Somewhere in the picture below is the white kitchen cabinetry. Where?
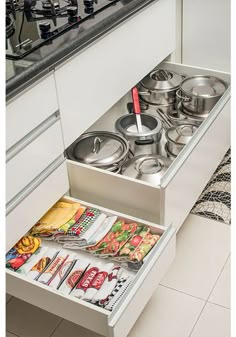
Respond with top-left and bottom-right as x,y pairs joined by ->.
6,73 -> 59,151
54,0 -> 176,149
6,1 -> 231,336
182,0 -> 231,72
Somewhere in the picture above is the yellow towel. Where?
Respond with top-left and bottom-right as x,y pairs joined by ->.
30,201 -> 81,235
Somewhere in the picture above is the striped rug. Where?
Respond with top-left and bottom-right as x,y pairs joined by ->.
191,149 -> 231,225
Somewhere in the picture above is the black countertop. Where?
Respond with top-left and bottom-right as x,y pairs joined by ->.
6,0 -> 158,101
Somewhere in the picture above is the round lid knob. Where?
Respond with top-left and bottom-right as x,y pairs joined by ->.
67,6 -> 78,16
39,21 -> 51,32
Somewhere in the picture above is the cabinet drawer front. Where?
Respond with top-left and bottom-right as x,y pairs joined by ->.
55,0 -> 176,148
6,161 -> 69,251
6,196 -> 176,337
6,119 -> 64,203
67,160 -> 162,224
6,74 -> 58,151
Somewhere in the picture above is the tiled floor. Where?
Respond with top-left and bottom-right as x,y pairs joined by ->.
6,214 -> 231,337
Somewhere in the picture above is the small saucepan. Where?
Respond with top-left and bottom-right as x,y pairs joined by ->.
165,124 -> 198,156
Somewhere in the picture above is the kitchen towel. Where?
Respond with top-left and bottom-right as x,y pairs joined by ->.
29,201 -> 81,236
27,248 -> 59,280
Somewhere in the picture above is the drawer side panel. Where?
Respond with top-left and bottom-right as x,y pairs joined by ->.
109,231 -> 176,337
163,99 -> 231,230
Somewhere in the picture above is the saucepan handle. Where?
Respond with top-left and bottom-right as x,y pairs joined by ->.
176,89 -> 192,102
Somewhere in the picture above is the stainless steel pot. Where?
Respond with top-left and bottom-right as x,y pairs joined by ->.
138,69 -> 185,106
165,144 -> 177,161
66,131 -> 130,173
121,154 -> 171,185
115,114 -> 163,156
176,75 -> 228,116
165,124 -> 197,156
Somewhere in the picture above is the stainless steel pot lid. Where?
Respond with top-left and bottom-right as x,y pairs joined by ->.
165,124 -> 197,145
121,155 -> 171,185
67,131 -> 129,166
140,69 -> 183,91
181,76 -> 228,98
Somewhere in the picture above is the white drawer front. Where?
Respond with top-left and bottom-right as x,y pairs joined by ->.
6,197 -> 176,337
6,161 -> 69,251
55,0 -> 176,148
6,119 -> 65,203
6,73 -> 58,150
67,161 -> 162,224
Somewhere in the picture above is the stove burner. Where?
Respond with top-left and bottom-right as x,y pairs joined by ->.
42,0 -> 59,8
6,0 -> 120,60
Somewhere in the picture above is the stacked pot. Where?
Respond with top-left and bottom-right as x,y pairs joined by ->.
138,69 -> 185,113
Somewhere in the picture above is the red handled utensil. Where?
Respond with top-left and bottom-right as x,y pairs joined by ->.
131,86 -> 143,133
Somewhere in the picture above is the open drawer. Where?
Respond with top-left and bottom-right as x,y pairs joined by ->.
66,61 -> 231,230
6,196 -> 176,337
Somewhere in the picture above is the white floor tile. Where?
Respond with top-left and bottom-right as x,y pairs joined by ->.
191,302 -> 230,337
161,214 -> 230,299
6,332 -> 19,337
6,294 -> 12,304
128,285 -> 205,337
6,297 -> 62,337
51,319 -> 102,337
209,256 -> 231,308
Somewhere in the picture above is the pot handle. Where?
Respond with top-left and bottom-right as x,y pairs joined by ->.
179,73 -> 188,80
176,89 -> 192,102
138,90 -> 151,96
137,157 -> 163,174
92,136 -> 102,153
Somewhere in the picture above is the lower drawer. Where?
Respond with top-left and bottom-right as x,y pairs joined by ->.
6,196 -> 176,337
6,118 -> 64,204
6,160 -> 69,252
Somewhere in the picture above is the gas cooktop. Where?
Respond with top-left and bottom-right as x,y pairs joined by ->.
6,0 -> 120,59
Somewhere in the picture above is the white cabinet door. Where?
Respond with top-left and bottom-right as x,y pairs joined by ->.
182,0 -> 230,72
55,0 -> 176,148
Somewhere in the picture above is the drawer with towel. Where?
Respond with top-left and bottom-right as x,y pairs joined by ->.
6,196 -> 176,337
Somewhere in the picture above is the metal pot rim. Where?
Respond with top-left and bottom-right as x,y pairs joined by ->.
115,114 -> 163,138
180,75 -> 228,99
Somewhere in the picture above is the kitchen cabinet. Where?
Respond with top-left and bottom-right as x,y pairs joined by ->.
54,0 -> 176,149
6,0 -> 231,336
6,59 -> 230,335
182,0 -> 231,72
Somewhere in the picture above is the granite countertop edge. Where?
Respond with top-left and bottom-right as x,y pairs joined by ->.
6,0 -> 158,101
